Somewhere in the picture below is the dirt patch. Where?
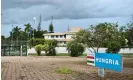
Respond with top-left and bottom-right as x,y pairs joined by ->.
123,58 -> 133,68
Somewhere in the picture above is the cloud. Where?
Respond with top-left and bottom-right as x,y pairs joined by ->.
2,0 -> 133,24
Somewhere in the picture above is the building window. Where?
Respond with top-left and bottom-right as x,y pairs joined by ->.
60,35 -> 63,38
64,35 -> 66,39
51,35 -> 54,38
56,35 -> 58,38
64,41 -> 66,44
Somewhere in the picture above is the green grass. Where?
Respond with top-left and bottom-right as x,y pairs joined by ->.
28,53 -> 87,56
56,67 -> 72,74
28,53 -> 46,56
121,53 -> 133,57
122,53 -> 133,55
56,53 -> 69,56
82,53 -> 87,56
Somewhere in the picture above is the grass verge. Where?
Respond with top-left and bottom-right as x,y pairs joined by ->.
56,67 -> 72,74
121,53 -> 133,57
28,53 -> 87,56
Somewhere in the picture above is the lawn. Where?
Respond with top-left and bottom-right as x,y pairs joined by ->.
28,53 -> 87,56
121,53 -> 133,57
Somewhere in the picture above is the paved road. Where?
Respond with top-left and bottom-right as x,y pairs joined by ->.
1,56 -> 133,80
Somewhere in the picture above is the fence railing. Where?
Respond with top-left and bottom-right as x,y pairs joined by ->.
1,40 -> 28,46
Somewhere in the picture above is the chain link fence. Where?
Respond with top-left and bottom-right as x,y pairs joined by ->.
1,40 -> 28,56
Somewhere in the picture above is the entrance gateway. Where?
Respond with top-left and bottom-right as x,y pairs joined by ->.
1,40 -> 28,56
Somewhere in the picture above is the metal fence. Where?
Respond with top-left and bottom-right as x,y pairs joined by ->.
1,40 -> 28,56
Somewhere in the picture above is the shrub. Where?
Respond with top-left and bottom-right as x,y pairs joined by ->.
42,40 -> 57,56
47,48 -> 56,56
106,40 -> 122,53
28,38 -> 45,48
35,44 -> 43,56
42,44 -> 49,55
67,41 -> 85,57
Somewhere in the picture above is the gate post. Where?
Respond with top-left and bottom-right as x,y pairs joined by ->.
26,46 -> 28,56
20,46 -> 22,56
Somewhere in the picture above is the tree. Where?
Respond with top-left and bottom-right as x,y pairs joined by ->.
1,35 -> 5,40
24,23 -> 32,33
37,15 -> 42,31
120,16 -> 133,47
35,44 -> 43,56
28,38 -> 45,48
19,31 -> 28,40
11,26 -> 21,40
67,41 -> 85,57
126,26 -> 133,47
126,19 -> 133,47
24,23 -> 32,40
42,44 -> 49,55
42,40 -> 57,56
34,29 -> 47,38
49,23 -> 54,33
74,22 -> 126,53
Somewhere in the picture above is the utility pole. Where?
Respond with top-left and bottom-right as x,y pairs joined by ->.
12,24 -> 13,42
11,23 -> 14,49
51,16 -> 53,24
68,25 -> 70,31
33,17 -> 36,39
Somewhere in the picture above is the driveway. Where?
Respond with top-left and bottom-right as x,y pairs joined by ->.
1,56 -> 133,80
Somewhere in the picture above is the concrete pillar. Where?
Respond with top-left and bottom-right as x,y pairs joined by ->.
26,46 -> 28,56
20,46 -> 22,56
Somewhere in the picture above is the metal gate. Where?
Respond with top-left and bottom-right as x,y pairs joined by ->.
1,40 -> 28,56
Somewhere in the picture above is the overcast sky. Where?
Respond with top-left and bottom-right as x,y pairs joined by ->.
1,0 -> 133,37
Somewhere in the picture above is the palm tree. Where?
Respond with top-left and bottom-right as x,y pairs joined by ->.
24,23 -> 32,40
12,26 -> 21,40
12,26 -> 21,46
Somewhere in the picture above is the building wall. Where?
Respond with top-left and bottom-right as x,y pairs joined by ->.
66,34 -> 72,39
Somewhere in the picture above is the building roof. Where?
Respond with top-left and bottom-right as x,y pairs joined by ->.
43,27 -> 82,36
43,32 -> 76,36
70,27 -> 82,32
43,33 -> 66,36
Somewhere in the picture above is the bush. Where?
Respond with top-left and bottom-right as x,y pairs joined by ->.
106,41 -> 122,53
28,38 -> 45,48
42,40 -> 57,56
47,48 -> 56,56
67,41 -> 85,57
29,39 -> 58,56
35,44 -> 43,56
106,48 -> 120,53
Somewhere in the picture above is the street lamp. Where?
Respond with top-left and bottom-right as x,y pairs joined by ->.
33,17 -> 36,39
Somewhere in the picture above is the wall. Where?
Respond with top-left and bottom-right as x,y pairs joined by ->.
28,47 -> 133,54
66,34 -> 72,39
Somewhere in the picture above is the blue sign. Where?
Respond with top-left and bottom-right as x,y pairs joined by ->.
95,53 -> 122,72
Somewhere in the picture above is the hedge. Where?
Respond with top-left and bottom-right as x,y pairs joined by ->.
28,38 -> 45,48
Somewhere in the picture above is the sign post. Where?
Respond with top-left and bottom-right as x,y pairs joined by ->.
87,53 -> 123,78
98,67 -> 104,78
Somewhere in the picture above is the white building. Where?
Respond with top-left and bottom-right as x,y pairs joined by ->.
43,27 -> 82,45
